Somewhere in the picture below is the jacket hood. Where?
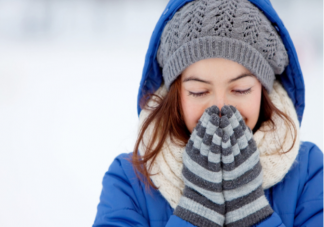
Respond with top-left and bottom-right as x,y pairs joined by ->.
137,0 -> 305,125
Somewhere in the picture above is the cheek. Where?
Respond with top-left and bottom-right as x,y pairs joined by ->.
236,90 -> 262,130
181,92 -> 206,133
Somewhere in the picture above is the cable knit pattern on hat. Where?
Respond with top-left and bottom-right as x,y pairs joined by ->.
138,81 -> 300,209
157,0 -> 288,92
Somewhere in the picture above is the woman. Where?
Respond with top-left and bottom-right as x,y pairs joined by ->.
93,0 -> 323,226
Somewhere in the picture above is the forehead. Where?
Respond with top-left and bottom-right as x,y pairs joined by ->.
181,58 -> 252,81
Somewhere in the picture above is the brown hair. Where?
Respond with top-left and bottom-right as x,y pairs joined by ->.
132,77 -> 297,189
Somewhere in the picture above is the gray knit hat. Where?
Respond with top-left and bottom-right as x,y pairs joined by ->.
157,0 -> 289,92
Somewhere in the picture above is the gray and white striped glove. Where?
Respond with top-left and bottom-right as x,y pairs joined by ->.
220,105 -> 273,227
174,105 -> 225,227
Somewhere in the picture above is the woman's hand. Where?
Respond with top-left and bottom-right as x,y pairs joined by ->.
220,105 -> 273,227
174,105 -> 226,227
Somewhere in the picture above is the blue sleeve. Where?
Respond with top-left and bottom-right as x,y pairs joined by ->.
294,144 -> 323,227
92,154 -> 197,227
255,212 -> 285,227
92,154 -> 150,227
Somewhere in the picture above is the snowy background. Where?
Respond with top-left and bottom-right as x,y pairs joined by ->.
0,0 -> 322,226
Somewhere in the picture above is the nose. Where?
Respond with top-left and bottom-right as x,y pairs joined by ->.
212,94 -> 227,113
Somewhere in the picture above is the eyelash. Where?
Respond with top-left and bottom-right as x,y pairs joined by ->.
188,88 -> 252,97
188,91 -> 208,97
233,88 -> 252,95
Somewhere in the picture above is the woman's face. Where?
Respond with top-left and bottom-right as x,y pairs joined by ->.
181,58 -> 262,133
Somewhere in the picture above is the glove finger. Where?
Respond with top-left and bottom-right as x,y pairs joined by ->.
233,120 -> 249,152
221,107 -> 257,163
194,107 -> 211,135
200,106 -> 216,127
220,115 -> 234,138
192,105 -> 220,151
221,132 -> 234,168
205,113 -> 220,142
229,105 -> 244,123
221,105 -> 241,132
193,123 -> 206,152
219,112 -> 241,157
202,128 -> 223,183
221,105 -> 233,118
224,106 -> 255,152
207,124 -> 223,168
227,105 -> 253,140
197,105 -> 219,131
222,134 -> 240,168
206,105 -> 219,116
221,107 -> 248,151
201,113 -> 219,156
190,112 -> 210,153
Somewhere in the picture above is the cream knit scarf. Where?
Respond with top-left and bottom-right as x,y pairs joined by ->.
138,81 -> 300,209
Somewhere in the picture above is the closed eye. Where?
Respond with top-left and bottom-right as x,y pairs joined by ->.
233,88 -> 251,95
188,91 -> 208,97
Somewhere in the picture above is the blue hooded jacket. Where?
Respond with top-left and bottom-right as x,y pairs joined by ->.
93,0 -> 323,226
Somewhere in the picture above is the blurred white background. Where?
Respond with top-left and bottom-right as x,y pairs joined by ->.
0,0 -> 322,226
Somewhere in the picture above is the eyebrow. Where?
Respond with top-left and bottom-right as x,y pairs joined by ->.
182,73 -> 254,84
182,76 -> 211,84
229,73 -> 254,83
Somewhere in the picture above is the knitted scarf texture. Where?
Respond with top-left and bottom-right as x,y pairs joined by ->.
138,81 -> 300,209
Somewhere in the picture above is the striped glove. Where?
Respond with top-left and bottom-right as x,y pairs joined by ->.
219,105 -> 273,227
174,105 -> 225,227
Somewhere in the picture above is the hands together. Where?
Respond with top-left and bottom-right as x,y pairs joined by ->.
174,105 -> 273,227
